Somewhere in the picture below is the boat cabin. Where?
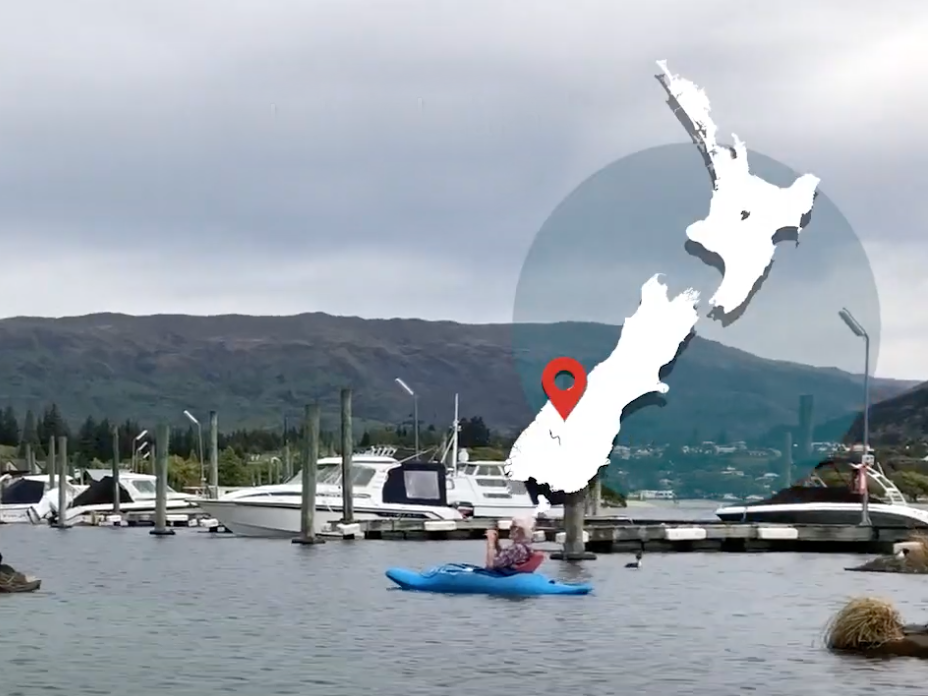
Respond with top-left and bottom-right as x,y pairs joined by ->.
0,474 -> 81,506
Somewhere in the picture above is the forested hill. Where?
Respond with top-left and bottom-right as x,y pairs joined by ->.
0,312 -> 917,445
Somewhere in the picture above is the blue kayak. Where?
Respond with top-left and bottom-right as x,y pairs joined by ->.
385,563 -> 592,596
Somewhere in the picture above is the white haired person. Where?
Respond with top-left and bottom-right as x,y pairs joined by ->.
485,517 -> 537,572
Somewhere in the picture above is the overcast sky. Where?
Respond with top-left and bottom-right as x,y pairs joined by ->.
0,1 -> 925,379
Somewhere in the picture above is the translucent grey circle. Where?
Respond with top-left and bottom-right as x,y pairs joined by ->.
511,143 -> 880,454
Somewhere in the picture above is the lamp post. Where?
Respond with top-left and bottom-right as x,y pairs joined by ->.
183,409 -> 205,493
131,430 -> 148,473
394,377 -> 419,456
134,441 -> 149,473
838,307 -> 871,526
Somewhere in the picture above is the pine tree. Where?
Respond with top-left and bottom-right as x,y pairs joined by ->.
18,409 -> 39,457
76,416 -> 99,465
0,406 -> 18,446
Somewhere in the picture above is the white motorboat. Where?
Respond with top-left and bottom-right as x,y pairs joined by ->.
436,395 -> 564,518
715,452 -> 928,527
28,470 -> 200,523
195,458 -> 462,538
1,473 -> 85,523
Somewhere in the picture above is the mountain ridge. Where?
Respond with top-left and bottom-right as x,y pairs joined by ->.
0,311 -> 918,442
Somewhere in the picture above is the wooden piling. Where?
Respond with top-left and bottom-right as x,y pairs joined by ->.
292,404 -> 324,545
47,436 -> 56,489
551,488 -> 596,560
590,474 -> 602,516
111,424 -> 121,516
209,411 -> 219,499
340,388 -> 354,523
783,431 -> 793,486
284,420 -> 292,481
150,423 -> 174,536
55,435 -> 69,529
25,443 -> 35,474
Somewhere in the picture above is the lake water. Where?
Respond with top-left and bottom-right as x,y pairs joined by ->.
3,513 -> 928,696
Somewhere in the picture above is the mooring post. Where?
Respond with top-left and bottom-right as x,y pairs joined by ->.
25,443 -> 35,474
150,423 -> 174,536
47,436 -> 57,489
111,424 -> 121,517
553,488 -> 596,561
56,435 -> 69,529
783,431 -> 793,487
590,473 -> 602,516
283,414 -> 292,480
340,388 -> 354,523
293,404 -> 323,545
209,410 -> 219,499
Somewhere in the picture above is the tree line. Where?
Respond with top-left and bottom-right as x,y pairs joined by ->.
0,404 -> 509,467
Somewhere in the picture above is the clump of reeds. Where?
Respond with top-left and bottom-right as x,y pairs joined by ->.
824,597 -> 904,651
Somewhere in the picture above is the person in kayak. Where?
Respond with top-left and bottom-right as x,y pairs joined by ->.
485,517 -> 535,570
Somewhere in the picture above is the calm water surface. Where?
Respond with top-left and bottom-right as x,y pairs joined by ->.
3,512 -> 928,696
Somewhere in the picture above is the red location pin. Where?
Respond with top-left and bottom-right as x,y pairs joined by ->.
541,356 -> 588,421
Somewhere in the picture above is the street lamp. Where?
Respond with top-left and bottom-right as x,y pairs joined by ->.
132,430 -> 148,473
183,409 -> 205,493
135,441 -> 149,472
394,378 -> 419,456
838,307 -> 871,526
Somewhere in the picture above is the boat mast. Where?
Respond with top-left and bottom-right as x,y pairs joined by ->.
451,393 -> 459,473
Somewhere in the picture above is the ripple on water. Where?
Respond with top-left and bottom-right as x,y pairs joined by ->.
2,519 -> 928,695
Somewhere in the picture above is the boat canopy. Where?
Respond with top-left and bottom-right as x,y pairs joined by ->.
382,461 -> 449,507
71,477 -> 136,507
1,478 -> 46,505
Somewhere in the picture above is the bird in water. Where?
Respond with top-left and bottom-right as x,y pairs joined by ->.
625,550 -> 642,569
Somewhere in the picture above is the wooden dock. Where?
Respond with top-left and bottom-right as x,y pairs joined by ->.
72,511 -> 212,528
317,516 -> 924,554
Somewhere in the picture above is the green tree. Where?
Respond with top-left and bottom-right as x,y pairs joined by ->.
168,455 -> 200,491
459,416 -> 490,448
218,447 -> 249,486
0,406 -> 19,446
18,409 -> 39,457
892,471 -> 928,501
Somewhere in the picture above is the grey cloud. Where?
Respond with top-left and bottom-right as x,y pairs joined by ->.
0,0 -> 924,376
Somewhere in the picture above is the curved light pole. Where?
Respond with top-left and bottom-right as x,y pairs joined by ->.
183,410 -> 205,493
395,377 -> 419,456
838,307 -> 871,526
131,430 -> 148,473
134,440 -> 149,473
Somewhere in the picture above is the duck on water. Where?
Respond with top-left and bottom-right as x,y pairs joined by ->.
625,551 -> 642,569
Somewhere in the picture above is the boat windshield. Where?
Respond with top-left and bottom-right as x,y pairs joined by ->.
130,479 -> 178,498
302,465 -> 376,488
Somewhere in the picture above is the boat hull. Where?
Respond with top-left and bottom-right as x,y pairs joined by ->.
0,505 -> 34,524
196,499 -> 343,537
196,499 -> 460,537
470,503 -> 564,519
716,502 -> 928,527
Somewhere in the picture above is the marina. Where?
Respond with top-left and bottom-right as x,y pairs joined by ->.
5,394 -> 928,560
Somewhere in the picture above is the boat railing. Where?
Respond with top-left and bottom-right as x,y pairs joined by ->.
865,464 -> 908,506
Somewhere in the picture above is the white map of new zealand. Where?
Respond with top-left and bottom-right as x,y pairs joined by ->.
505,61 -> 820,496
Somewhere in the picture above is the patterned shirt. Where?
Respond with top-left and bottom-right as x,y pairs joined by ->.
491,541 -> 533,569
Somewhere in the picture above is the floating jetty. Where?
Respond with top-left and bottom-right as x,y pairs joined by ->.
76,511 -> 213,528
316,516 -> 925,554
